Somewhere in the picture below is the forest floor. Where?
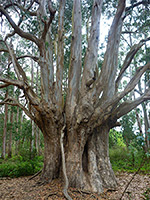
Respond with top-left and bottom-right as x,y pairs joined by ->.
0,172 -> 149,200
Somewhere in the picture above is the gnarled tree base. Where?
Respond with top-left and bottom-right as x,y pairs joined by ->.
40,124 -> 117,194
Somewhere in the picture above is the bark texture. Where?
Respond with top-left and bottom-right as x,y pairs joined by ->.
1,0 -> 150,194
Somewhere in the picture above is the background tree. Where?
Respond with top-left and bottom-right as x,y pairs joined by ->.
120,2 -> 150,152
0,0 -> 150,194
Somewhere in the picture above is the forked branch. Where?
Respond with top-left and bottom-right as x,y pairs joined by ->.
6,43 -> 28,81
0,96 -> 34,120
0,5 -> 40,47
0,76 -> 23,88
116,37 -> 150,90
115,89 -> 150,119
41,0 -> 56,40
81,0 -> 102,93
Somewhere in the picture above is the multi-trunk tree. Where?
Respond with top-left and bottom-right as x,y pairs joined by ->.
0,0 -> 150,193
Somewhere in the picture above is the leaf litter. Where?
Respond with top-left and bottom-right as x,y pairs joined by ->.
0,172 -> 149,200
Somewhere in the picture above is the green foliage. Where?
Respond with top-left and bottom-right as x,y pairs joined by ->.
143,188 -> 150,200
0,155 -> 43,178
109,129 -> 126,148
110,147 -> 150,174
109,128 -> 150,174
120,111 -> 137,147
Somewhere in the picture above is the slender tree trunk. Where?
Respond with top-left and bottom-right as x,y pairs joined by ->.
31,120 -> 35,155
38,129 -> 41,155
31,50 -> 35,155
8,108 -> 13,158
35,124 -> 39,154
2,91 -> 8,159
15,106 -> 20,154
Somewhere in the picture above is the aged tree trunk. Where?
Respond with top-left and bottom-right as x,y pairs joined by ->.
82,125 -> 117,192
1,0 -> 150,195
39,121 -> 61,183
38,121 -> 117,193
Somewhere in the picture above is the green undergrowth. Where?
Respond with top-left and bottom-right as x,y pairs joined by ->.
143,188 -> 150,200
110,147 -> 150,174
0,146 -> 149,178
0,155 -> 43,178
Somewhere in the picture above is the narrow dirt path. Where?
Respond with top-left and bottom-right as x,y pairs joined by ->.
0,172 -> 149,199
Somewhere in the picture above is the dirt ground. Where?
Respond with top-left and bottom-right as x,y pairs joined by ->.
0,172 -> 149,200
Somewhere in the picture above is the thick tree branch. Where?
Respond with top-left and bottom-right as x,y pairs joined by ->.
122,63 -> 150,96
0,5 -> 40,47
36,0 -> 55,102
0,48 -> 8,53
16,55 -> 39,62
0,83 -> 10,89
0,97 -> 34,120
55,0 -> 65,113
3,2 -> 37,16
110,63 -> 150,109
0,58 -> 40,112
41,0 -> 56,40
95,0 -> 125,100
16,2 -> 37,16
81,0 -> 102,93
0,76 -> 23,88
6,42 -> 28,81
66,0 -> 82,119
5,15 -> 24,41
91,63 -> 150,125
115,38 -> 150,90
115,89 -> 150,119
76,0 -> 126,125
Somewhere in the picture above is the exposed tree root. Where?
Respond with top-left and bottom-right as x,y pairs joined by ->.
35,180 -> 49,186
28,170 -> 42,181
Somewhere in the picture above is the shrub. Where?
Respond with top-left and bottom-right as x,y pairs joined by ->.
0,156 -> 43,178
109,146 -> 150,173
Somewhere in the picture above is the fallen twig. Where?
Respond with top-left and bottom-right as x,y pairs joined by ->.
28,170 -> 42,181
120,156 -> 148,200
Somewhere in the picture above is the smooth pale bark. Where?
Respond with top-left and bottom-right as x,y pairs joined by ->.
2,91 -> 8,159
31,120 -> 35,154
31,53 -> 35,154
138,80 -> 150,151
35,124 -> 39,154
66,0 -> 82,120
55,0 -> 65,113
8,109 -> 13,158
97,0 -> 125,100
15,106 -> 20,154
81,0 -> 102,94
